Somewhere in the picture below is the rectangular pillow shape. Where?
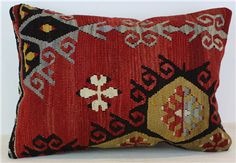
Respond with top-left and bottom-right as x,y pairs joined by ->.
9,4 -> 232,158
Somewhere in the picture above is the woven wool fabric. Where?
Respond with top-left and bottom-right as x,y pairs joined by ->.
9,4 -> 232,159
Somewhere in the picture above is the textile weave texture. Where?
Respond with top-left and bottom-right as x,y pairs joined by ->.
9,4 -> 232,158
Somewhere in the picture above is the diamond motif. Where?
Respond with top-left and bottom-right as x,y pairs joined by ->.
21,16 -> 78,42
161,85 -> 204,137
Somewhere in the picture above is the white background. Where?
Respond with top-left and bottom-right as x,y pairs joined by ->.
0,0 -> 235,136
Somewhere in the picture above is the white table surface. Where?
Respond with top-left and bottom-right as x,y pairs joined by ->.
1,123 -> 235,163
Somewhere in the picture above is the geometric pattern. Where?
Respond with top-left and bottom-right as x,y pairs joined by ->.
148,77 -> 209,142
18,7 -> 79,99
14,4 -> 228,99
21,16 -> 78,42
92,131 -> 162,148
22,41 -> 40,78
20,134 -> 85,157
80,54 -> 230,153
178,128 -> 231,152
161,85 -> 204,137
98,17 -> 228,50
201,132 -> 231,152
8,4 -> 232,159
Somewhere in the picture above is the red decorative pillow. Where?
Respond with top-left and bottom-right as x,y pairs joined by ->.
9,4 -> 232,159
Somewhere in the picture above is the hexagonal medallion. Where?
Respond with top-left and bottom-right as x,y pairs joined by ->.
147,77 -> 209,142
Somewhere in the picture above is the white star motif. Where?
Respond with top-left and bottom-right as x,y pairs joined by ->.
77,75 -> 121,112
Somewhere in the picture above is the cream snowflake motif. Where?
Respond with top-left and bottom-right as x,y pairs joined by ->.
77,75 -> 121,112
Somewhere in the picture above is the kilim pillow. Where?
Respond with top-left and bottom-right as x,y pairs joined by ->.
9,4 -> 232,158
